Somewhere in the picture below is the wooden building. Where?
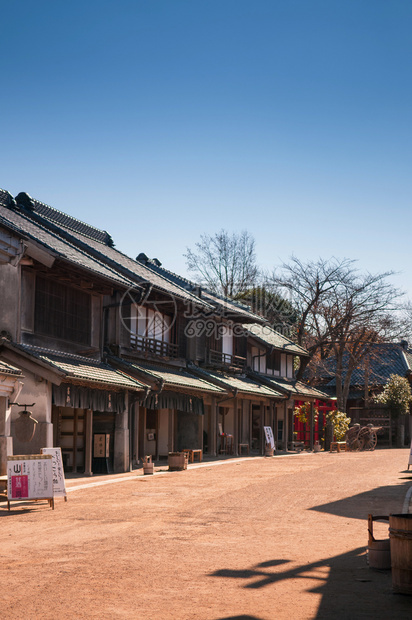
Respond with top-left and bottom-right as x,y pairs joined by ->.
0,188 -> 327,474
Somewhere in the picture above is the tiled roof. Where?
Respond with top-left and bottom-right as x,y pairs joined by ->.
23,193 -> 113,245
110,357 -> 225,394
192,367 -> 285,398
8,344 -> 146,390
245,323 -> 309,356
317,343 -> 410,388
253,374 -> 329,400
0,205 -> 136,289
136,257 -> 264,322
62,230 -> 214,309
0,359 -> 22,376
0,190 -> 212,309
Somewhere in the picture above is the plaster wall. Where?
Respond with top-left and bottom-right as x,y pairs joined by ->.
0,262 -> 20,340
10,370 -> 52,455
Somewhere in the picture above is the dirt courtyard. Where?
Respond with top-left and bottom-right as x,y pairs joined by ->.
1,449 -> 412,619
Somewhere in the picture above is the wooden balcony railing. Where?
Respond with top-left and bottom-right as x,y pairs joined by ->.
130,334 -> 179,358
207,349 -> 246,370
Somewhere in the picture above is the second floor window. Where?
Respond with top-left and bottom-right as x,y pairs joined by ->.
130,305 -> 172,343
266,350 -> 281,372
34,276 -> 91,345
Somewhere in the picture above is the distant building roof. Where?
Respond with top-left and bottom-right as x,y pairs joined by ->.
308,342 -> 412,392
190,366 -> 286,399
250,373 -> 329,401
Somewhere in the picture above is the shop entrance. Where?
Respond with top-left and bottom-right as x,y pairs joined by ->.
52,406 -> 85,473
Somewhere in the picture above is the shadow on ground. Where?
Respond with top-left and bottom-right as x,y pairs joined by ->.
210,547 -> 412,619
310,476 -> 412,521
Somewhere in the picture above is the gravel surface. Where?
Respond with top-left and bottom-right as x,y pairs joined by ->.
1,448 -> 412,619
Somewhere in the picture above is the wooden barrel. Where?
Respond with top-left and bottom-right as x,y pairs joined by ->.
389,514 -> 412,594
367,514 -> 391,570
368,539 -> 391,569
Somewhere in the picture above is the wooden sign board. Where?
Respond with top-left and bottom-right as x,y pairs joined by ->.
264,426 -> 275,449
41,447 -> 67,499
7,455 -> 54,507
94,433 -> 110,458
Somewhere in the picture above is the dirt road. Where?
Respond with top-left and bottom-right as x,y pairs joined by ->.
1,449 -> 412,619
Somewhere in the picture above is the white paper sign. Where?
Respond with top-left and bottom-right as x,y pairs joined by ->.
7,455 -> 53,500
264,426 -> 275,449
41,447 -> 67,498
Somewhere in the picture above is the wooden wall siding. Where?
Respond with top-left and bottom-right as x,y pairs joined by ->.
234,334 -> 247,360
176,314 -> 188,359
21,270 -> 35,332
34,275 -> 91,345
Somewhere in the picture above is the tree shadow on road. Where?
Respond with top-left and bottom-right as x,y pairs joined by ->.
209,547 -> 411,619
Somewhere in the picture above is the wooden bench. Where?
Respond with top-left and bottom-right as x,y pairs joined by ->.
288,441 -> 305,452
238,443 -> 249,455
330,441 -> 347,453
181,449 -> 202,463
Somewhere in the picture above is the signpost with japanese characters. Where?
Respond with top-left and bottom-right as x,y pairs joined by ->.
7,454 -> 54,510
264,426 -> 275,450
41,447 -> 67,500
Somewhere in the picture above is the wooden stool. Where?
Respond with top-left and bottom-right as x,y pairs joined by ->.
191,449 -> 202,462
330,441 -> 347,453
238,443 -> 249,455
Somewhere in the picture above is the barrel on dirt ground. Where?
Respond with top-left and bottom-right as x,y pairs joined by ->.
367,514 -> 391,570
368,539 -> 391,569
389,513 -> 412,594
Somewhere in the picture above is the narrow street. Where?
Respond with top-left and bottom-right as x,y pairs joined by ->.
1,449 -> 412,619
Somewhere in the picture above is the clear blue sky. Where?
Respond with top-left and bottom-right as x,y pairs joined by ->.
1,1 -> 411,298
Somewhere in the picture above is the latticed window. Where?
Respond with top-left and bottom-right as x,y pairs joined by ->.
266,350 -> 281,372
34,276 -> 91,345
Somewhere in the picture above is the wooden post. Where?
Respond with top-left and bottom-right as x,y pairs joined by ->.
73,408 -> 78,473
310,402 -> 314,451
260,401 -> 265,455
234,397 -> 239,456
168,409 -> 174,454
199,409 -> 204,452
155,410 -> 159,461
84,409 -> 93,476
137,402 -> 140,465
211,397 -> 217,456
249,401 -> 252,451
284,400 -> 288,452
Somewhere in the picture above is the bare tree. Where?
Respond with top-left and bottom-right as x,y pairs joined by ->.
272,257 -> 405,411
184,230 -> 259,298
